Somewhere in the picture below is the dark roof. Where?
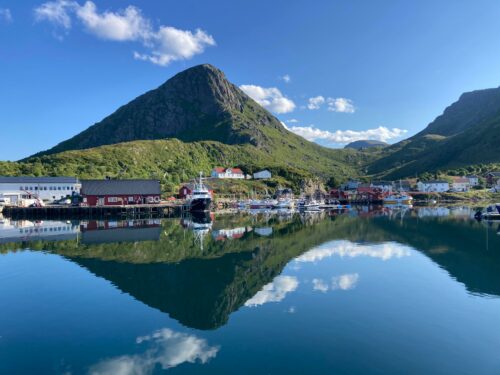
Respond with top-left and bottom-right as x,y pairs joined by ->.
420,180 -> 449,184
371,181 -> 393,185
486,172 -> 500,177
0,176 -> 79,184
81,179 -> 160,195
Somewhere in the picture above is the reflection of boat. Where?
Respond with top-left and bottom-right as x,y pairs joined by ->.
298,199 -> 321,211
475,204 -> 500,221
383,194 -> 413,205
249,198 -> 276,209
187,173 -> 212,212
182,212 -> 213,250
273,199 -> 295,209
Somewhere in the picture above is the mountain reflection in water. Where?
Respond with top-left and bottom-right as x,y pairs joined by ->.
0,206 -> 499,331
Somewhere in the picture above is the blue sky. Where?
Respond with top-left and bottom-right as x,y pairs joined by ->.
1,0 -> 500,160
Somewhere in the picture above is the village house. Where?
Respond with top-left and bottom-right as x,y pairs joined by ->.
466,175 -> 479,187
417,180 -> 450,193
485,172 -> 500,186
253,170 -> 272,179
370,181 -> 393,193
211,167 -> 245,179
81,179 -> 161,206
344,180 -> 361,190
451,177 -> 470,192
0,176 -> 81,203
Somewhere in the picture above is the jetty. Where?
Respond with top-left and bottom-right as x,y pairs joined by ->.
2,203 -> 181,220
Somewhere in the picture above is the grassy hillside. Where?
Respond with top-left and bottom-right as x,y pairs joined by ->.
1,137 -> 364,193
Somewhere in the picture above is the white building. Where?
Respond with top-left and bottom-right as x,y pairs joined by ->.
417,180 -> 450,193
466,175 -> 479,187
0,176 -> 81,203
211,168 -> 245,179
451,177 -> 470,192
253,170 -> 272,179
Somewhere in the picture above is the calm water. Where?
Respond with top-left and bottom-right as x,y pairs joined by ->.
0,206 -> 500,374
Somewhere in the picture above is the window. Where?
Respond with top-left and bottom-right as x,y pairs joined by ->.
58,187 -> 61,190
128,196 -> 134,202
108,197 -> 118,203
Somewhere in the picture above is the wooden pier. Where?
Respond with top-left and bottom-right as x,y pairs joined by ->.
2,204 -> 182,220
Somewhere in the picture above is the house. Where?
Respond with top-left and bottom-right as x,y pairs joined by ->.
178,184 -> 193,199
211,167 -> 245,179
485,172 -> 500,186
0,176 -> 81,203
344,180 -> 361,190
370,181 -> 393,193
451,177 -> 470,192
417,180 -> 450,193
81,179 -> 161,206
253,170 -> 272,179
466,175 -> 479,187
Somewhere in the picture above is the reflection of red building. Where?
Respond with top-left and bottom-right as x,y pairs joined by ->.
81,180 -> 161,206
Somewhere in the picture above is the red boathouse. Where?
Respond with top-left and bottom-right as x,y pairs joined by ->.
81,179 -> 161,206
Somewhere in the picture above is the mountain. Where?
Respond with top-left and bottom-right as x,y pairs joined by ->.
2,64 -> 365,190
368,87 -> 500,178
344,140 -> 388,150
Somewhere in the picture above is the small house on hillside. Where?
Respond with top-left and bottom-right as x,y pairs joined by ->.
393,180 -> 412,192
81,179 -> 161,206
344,180 -> 361,190
485,172 -> 500,186
211,167 -> 245,179
451,177 -> 470,192
253,170 -> 272,179
466,175 -> 479,187
417,180 -> 450,193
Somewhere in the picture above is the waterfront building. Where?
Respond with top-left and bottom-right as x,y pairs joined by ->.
417,180 -> 450,193
451,177 -> 470,192
81,179 -> 161,206
485,172 -> 500,186
211,167 -> 245,179
0,176 -> 80,203
371,181 -> 393,193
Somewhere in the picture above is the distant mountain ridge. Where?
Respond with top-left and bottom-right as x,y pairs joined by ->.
368,86 -> 500,178
344,140 -> 388,150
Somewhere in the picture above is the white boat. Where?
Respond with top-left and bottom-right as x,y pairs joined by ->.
186,173 -> 212,212
475,204 -> 500,220
298,199 -> 321,211
383,194 -> 413,205
249,198 -> 276,209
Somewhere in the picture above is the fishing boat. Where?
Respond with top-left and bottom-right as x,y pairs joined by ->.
298,198 -> 321,211
186,173 -> 212,212
249,198 -> 276,209
383,194 -> 413,205
474,204 -> 500,221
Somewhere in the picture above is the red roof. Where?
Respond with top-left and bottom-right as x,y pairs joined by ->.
230,168 -> 243,174
213,167 -> 225,173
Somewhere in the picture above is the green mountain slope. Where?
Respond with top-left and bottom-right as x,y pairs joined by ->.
368,87 -> 500,178
0,63 -> 368,190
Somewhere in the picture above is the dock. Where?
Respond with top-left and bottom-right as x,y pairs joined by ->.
2,204 -> 182,220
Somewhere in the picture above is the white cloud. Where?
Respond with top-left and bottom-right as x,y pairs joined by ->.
312,278 -> 329,293
307,96 -> 325,110
287,125 -> 407,145
89,328 -> 219,374
331,273 -> 359,290
295,241 -> 411,263
280,74 -> 291,83
286,119 -> 299,123
245,275 -> 299,307
240,85 -> 296,114
0,8 -> 12,23
34,1 -> 215,66
327,97 -> 355,113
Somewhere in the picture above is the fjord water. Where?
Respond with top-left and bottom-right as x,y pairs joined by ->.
0,207 -> 499,374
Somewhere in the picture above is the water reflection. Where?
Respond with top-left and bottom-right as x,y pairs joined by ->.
89,328 -> 219,374
0,206 -> 499,331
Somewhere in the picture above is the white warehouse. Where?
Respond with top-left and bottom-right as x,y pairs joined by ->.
0,176 -> 81,203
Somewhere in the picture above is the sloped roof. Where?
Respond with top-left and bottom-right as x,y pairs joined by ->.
82,179 -> 160,195
419,180 -> 449,184
0,176 -> 79,184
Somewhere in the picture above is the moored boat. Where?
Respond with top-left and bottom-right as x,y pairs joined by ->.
474,204 -> 500,221
383,194 -> 413,205
186,173 -> 212,212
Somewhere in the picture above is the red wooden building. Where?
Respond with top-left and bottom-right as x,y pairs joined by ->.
81,179 -> 161,206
